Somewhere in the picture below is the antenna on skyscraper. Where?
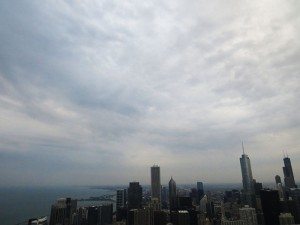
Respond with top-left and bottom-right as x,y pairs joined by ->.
242,141 -> 245,154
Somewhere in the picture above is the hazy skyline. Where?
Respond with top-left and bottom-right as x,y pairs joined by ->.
0,0 -> 299,186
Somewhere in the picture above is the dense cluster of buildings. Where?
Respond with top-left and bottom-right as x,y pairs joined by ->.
27,149 -> 299,225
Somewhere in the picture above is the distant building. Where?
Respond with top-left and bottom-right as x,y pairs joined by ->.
289,188 -> 300,223
153,210 -> 167,225
170,210 -> 190,225
49,198 -> 77,225
161,186 -> 168,208
87,204 -> 113,225
197,182 -> 205,203
127,208 -> 151,225
200,195 -> 208,213
151,165 -> 161,204
279,213 -> 295,225
283,156 -> 297,189
240,146 -> 255,207
169,177 -> 177,211
177,196 -> 193,210
128,182 -> 143,209
275,175 -> 282,185
117,189 -> 127,209
239,205 -> 258,225
260,189 -> 280,225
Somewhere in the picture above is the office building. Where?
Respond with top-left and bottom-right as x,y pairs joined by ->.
128,182 -> 143,209
87,204 -> 113,225
283,156 -> 297,189
279,213 -> 295,225
197,182 -> 205,203
275,175 -> 282,185
170,210 -> 190,225
239,205 -> 258,225
240,145 -> 255,207
117,189 -> 127,209
49,198 -> 77,225
153,210 -> 167,225
161,186 -> 168,209
151,165 -> 161,203
127,208 -> 151,225
169,177 -> 177,211
260,189 -> 280,225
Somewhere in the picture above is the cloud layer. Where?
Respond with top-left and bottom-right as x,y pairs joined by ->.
0,0 -> 299,186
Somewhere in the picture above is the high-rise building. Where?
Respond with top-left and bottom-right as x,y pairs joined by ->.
153,210 -> 167,225
117,189 -> 127,209
169,177 -> 177,211
87,204 -> 113,225
127,208 -> 151,225
240,145 -> 255,207
260,189 -> 280,225
289,188 -> 300,223
279,213 -> 295,225
283,156 -> 297,189
161,186 -> 168,209
170,210 -> 190,225
151,165 -> 161,203
275,175 -> 282,184
200,195 -> 208,213
197,182 -> 204,203
128,182 -> 143,210
49,198 -> 77,225
239,205 -> 258,225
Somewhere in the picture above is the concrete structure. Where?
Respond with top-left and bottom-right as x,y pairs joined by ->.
169,177 -> 177,211
279,213 -> 295,225
239,205 -> 258,225
116,189 -> 127,209
240,144 -> 255,207
49,198 -> 77,225
128,182 -> 142,210
283,156 -> 297,189
151,165 -> 161,203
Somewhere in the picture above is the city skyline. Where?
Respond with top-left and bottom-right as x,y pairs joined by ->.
0,0 -> 300,186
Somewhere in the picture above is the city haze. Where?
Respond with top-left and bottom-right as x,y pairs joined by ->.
0,0 -> 299,186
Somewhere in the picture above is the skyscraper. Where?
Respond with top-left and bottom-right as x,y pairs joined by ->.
169,177 -> 177,211
240,144 -> 255,206
151,165 -> 161,202
279,213 -> 295,225
260,189 -> 280,225
197,182 -> 204,203
283,156 -> 297,189
239,205 -> 258,225
128,182 -> 143,210
49,198 -> 77,225
116,189 -> 127,209
275,175 -> 282,184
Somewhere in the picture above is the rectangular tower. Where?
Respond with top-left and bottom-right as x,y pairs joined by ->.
151,165 -> 161,202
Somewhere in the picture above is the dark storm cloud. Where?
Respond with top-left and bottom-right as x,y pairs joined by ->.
0,0 -> 299,186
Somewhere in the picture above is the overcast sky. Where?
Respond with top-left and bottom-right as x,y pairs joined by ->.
0,0 -> 299,187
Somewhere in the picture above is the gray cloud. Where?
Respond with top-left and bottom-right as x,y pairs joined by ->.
0,0 -> 299,186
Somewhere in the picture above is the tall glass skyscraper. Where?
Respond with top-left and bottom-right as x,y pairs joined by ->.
169,177 -> 177,211
240,153 -> 254,192
283,156 -> 297,189
240,144 -> 255,206
151,165 -> 161,202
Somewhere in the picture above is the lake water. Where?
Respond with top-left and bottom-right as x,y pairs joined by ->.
0,186 -> 115,225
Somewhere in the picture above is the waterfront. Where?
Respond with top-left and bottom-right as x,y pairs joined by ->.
0,186 -> 115,225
